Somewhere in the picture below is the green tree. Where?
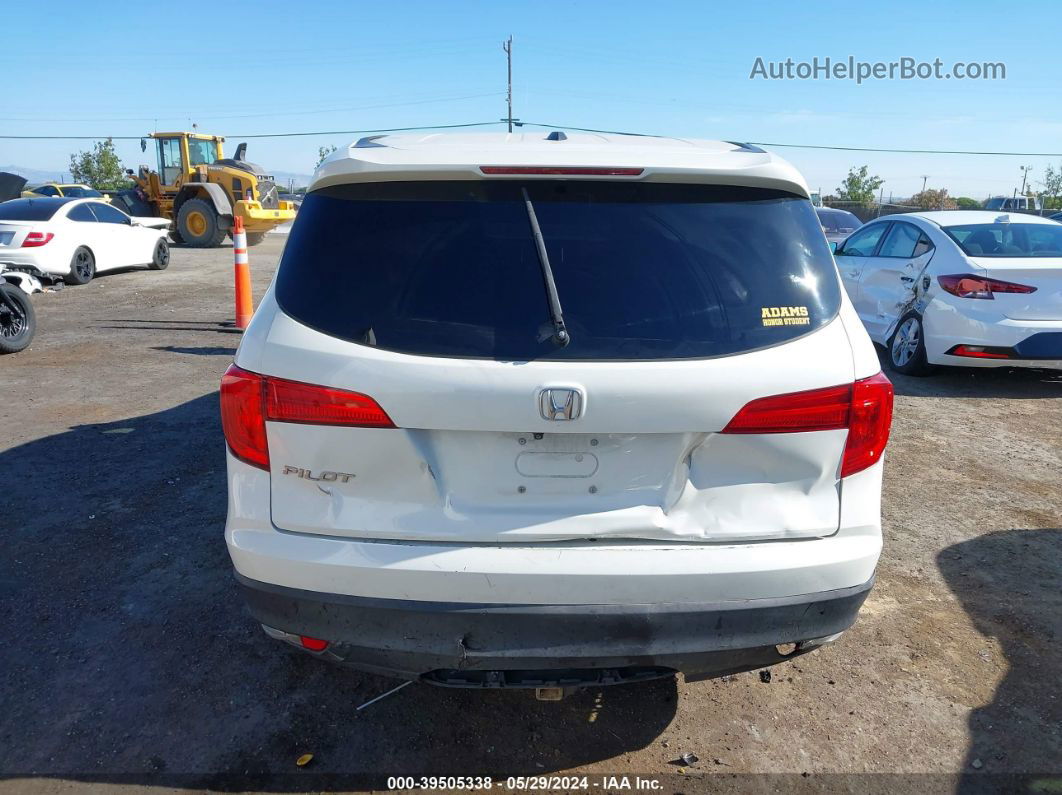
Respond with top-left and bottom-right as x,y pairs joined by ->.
908,188 -> 957,210
68,138 -> 127,190
955,197 -> 980,210
316,145 -> 338,168
1041,164 -> 1062,209
836,165 -> 884,205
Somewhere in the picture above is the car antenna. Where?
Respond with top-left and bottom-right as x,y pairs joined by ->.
521,186 -> 570,348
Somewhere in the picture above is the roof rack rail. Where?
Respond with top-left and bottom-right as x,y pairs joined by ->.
354,135 -> 388,149
725,141 -> 766,154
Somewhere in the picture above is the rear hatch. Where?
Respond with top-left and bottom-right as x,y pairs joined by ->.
947,220 -> 1062,320
0,222 -> 33,249
255,179 -> 854,544
0,172 -> 27,203
0,199 -> 67,254
969,256 -> 1062,320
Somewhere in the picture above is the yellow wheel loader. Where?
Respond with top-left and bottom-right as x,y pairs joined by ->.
114,132 -> 295,247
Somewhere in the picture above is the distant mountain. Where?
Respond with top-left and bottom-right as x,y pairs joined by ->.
0,164 -> 67,184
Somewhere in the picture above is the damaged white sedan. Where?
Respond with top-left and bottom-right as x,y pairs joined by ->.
835,210 -> 1062,374
0,197 -> 171,286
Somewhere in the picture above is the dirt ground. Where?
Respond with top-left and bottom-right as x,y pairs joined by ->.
1,235 -> 1059,793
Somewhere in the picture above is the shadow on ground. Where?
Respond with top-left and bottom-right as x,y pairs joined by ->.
97,322 -> 243,335
0,395 -> 676,789
152,345 -> 238,357
938,529 -> 1061,786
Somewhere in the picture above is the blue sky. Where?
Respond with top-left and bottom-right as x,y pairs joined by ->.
4,0 -> 1060,198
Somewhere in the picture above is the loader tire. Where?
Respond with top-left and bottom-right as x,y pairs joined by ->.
176,198 -> 226,248
245,231 -> 268,246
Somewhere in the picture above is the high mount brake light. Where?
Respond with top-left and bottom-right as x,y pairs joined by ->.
21,231 -> 54,247
937,273 -> 1037,299
220,365 -> 395,470
722,372 -> 894,478
479,166 -> 644,176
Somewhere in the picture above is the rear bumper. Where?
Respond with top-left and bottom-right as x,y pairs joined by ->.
237,572 -> 873,684
0,253 -> 63,277
925,303 -> 1062,369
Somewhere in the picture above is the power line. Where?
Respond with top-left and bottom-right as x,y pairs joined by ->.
0,121 -> 501,141
2,92 -> 505,124
519,123 -> 1062,156
745,141 -> 1062,157
517,121 -> 659,138
234,121 -> 501,139
5,118 -> 1062,159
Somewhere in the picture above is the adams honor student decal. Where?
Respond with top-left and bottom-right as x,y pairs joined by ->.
761,306 -> 810,327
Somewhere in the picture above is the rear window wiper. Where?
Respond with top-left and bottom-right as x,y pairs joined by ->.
521,187 -> 570,348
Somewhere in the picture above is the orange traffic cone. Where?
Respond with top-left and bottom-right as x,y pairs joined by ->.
233,215 -> 253,330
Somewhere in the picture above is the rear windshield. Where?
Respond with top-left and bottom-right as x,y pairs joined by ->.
818,209 -> 861,232
275,181 -> 841,360
945,223 -> 1062,258
60,186 -> 103,198
0,198 -> 69,221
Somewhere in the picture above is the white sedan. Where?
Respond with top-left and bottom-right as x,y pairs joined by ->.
0,197 -> 171,285
834,210 -> 1062,374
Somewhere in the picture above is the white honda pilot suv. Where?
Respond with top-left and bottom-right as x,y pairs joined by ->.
222,132 -> 893,689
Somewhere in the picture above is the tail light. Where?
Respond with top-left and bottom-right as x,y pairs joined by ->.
21,232 -> 53,247
220,364 -> 394,470
723,372 -> 894,478
299,636 -> 329,652
937,274 -> 1037,299
844,373 -> 896,477
947,344 -> 1011,359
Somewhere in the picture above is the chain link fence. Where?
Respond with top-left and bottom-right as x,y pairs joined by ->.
823,199 -> 1059,224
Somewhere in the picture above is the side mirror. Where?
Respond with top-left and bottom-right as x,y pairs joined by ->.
830,241 -> 840,254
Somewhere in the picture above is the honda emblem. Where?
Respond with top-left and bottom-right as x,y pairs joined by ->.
539,388 -> 583,421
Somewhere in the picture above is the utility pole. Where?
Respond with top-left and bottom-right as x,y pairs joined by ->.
1020,165 -> 1033,195
502,35 -> 514,132
920,175 -> 929,193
